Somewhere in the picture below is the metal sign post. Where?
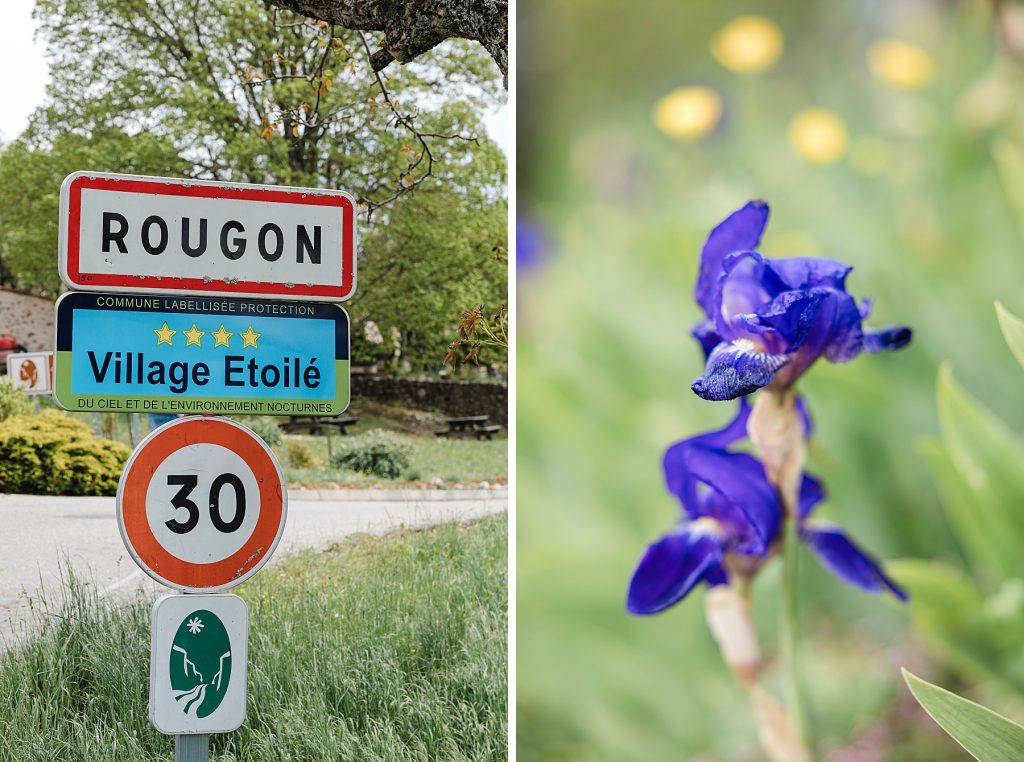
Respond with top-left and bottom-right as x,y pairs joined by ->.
55,170 -> 357,756
117,418 -> 283,756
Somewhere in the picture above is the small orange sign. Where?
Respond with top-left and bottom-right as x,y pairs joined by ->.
7,352 -> 54,395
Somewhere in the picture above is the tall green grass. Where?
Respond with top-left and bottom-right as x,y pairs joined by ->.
0,516 -> 508,761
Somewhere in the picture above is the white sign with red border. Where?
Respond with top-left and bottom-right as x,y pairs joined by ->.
6,351 -> 54,395
117,416 -> 287,592
59,171 -> 357,301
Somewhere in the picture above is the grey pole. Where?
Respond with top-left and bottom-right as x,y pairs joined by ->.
175,734 -> 210,762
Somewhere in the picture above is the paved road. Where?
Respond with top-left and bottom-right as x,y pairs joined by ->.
0,489 -> 507,642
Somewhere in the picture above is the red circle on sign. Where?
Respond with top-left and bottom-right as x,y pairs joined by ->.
117,416 -> 287,592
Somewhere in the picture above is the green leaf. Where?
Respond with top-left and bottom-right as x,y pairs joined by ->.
996,301 -> 1024,372
903,669 -> 1024,761
917,438 -> 1017,584
936,364 -> 1024,577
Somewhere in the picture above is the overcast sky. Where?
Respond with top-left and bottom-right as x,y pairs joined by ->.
0,3 -> 508,154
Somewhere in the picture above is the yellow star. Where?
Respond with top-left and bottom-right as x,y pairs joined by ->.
239,325 -> 261,349
154,322 -> 176,346
211,324 -> 233,348
183,323 -> 205,347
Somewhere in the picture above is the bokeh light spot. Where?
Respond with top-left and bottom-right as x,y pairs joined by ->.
652,87 -> 722,140
868,39 -> 935,90
788,108 -> 849,165
711,16 -> 783,73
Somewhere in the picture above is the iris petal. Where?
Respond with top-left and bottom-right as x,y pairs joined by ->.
798,473 -> 826,519
800,524 -> 907,601
627,524 -> 727,614
692,319 -> 723,359
765,257 -> 852,291
691,339 -> 790,401
864,326 -> 912,353
695,201 -> 770,320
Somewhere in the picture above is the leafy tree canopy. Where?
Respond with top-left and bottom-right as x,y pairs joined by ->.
0,0 -> 506,371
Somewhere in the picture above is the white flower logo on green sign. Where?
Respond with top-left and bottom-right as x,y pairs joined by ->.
169,609 -> 232,718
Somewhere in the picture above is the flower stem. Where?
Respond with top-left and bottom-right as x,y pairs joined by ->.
781,513 -> 815,759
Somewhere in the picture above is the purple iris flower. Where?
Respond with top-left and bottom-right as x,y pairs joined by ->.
516,216 -> 545,274
690,201 -> 911,401
627,401 -> 906,615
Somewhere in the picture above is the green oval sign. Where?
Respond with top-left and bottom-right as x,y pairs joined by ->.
169,609 -> 233,718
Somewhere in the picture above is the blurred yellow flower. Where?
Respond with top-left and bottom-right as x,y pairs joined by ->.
711,16 -> 783,73
788,108 -> 848,165
850,136 -> 892,176
652,87 -> 722,140
868,40 -> 934,90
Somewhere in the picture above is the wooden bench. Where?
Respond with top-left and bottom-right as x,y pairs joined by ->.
281,415 -> 359,436
435,416 -> 502,440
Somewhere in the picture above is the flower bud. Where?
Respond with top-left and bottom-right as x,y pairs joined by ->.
749,686 -> 811,762
704,585 -> 760,686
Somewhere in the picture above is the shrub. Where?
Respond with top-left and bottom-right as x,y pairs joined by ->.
284,439 -> 316,469
0,377 -> 32,421
0,410 -> 131,496
231,415 -> 283,446
332,429 -> 412,480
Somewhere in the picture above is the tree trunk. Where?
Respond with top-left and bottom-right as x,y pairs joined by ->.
263,0 -> 508,88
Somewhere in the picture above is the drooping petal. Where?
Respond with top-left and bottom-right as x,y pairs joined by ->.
691,339 -> 790,401
798,473 -> 826,519
800,524 -> 907,601
627,523 -> 728,615
695,202 -> 770,320
863,326 -> 912,353
685,449 -> 781,554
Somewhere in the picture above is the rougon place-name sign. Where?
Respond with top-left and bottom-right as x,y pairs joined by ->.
53,292 -> 350,416
58,172 -> 357,301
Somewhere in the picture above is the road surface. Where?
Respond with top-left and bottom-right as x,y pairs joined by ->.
0,488 -> 507,644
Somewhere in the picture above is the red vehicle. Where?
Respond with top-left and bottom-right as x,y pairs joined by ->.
0,334 -> 27,372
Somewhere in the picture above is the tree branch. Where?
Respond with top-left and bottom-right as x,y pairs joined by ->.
261,0 -> 508,88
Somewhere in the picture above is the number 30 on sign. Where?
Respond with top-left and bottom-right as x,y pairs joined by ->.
117,416 -> 287,592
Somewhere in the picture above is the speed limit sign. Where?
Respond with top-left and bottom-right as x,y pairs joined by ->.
117,416 -> 287,592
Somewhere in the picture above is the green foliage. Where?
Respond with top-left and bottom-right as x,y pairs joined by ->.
332,429 -> 412,479
0,377 -> 33,421
0,410 -> 131,495
0,516 -> 508,760
230,415 -> 283,447
893,305 -> 1024,695
283,439 -> 316,469
903,670 -> 1024,761
996,301 -> 1024,371
350,190 -> 508,370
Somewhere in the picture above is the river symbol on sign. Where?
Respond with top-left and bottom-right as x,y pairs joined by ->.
169,609 -> 232,718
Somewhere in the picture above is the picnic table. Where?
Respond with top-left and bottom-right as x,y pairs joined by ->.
281,415 -> 359,436
435,415 -> 502,440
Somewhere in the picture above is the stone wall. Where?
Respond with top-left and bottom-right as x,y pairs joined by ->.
0,288 -> 55,352
352,376 -> 507,426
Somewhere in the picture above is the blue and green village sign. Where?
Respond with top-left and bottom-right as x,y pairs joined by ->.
54,291 -> 349,416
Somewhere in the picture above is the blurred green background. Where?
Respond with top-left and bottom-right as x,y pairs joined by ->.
517,1 -> 1024,759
